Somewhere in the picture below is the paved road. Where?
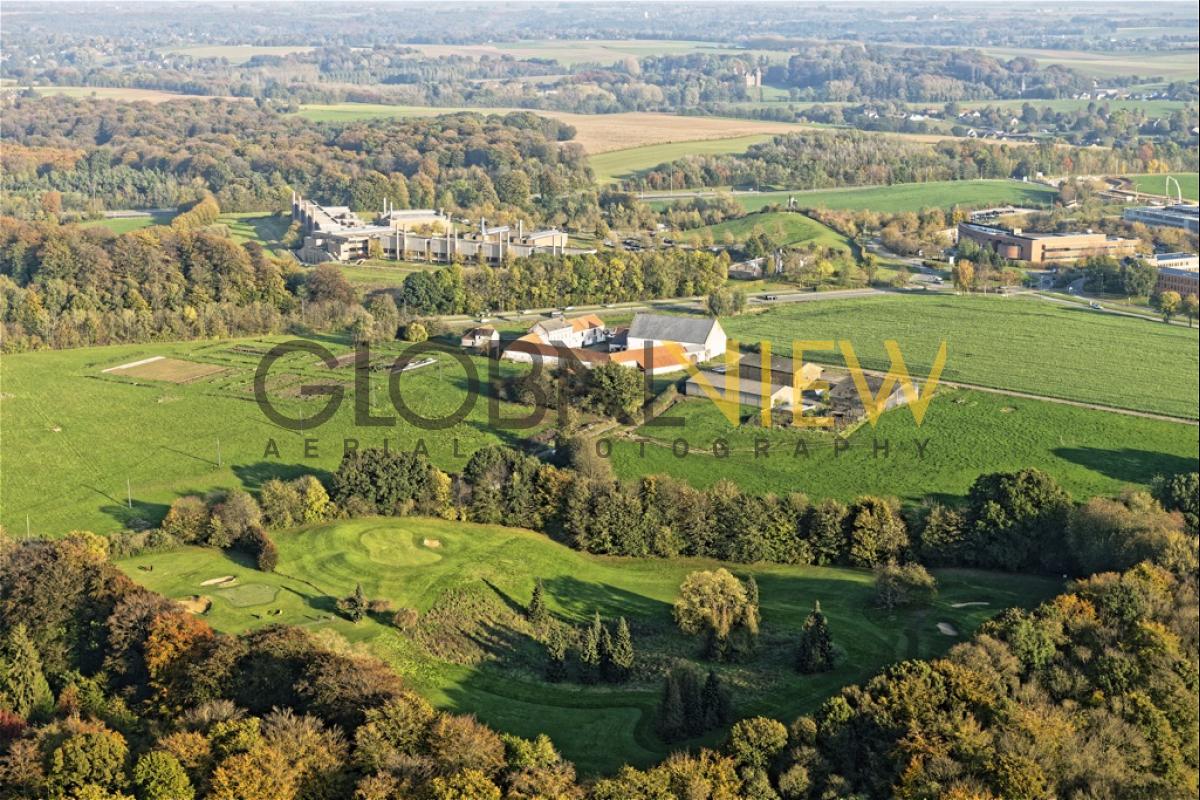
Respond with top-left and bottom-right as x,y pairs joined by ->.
447,287 -> 881,326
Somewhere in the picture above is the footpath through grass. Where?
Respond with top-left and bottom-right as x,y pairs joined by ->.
117,516 -> 1062,775
721,293 -> 1200,418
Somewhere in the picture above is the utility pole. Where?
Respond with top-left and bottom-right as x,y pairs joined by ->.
216,438 -> 222,468
126,479 -> 132,509
26,515 -> 31,538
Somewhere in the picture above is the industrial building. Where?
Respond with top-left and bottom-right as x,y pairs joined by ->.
291,194 -> 590,265
957,222 -> 1139,265
1155,267 -> 1199,297
1123,204 -> 1199,235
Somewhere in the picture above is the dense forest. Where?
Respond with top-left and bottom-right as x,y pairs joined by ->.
0,98 -> 594,226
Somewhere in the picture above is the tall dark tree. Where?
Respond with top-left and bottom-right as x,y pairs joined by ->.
657,671 -> 687,743
527,579 -> 549,626
607,617 -> 635,684
796,600 -> 835,674
578,614 -> 602,684
544,627 -> 568,683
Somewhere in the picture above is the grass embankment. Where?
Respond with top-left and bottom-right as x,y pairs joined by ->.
1128,172 -> 1199,202
118,516 -> 1062,775
677,211 -> 852,252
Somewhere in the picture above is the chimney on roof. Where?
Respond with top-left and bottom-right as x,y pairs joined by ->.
519,220 -> 524,239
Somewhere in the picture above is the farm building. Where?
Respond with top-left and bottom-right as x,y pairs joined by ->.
957,222 -> 1138,265
625,313 -> 727,362
530,314 -> 607,348
684,371 -> 792,408
828,374 -> 908,423
736,353 -> 823,389
460,326 -> 499,353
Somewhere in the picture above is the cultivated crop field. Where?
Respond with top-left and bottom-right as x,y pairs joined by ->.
721,293 -> 1200,417
977,46 -> 1199,80
0,336 -> 551,536
612,387 -> 1198,501
293,104 -> 804,154
117,516 -> 1061,775
676,211 -> 852,251
1,85 -> 200,102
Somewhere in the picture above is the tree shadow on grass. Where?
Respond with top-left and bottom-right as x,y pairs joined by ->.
98,498 -> 171,529
543,575 -> 673,625
232,461 -> 335,493
1051,446 -> 1197,486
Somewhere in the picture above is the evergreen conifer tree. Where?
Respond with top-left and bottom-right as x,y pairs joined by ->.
608,617 -> 635,683
0,623 -> 53,720
579,613 -> 603,684
657,672 -> 686,742
796,600 -> 835,673
544,627 -> 568,682
527,578 -> 548,626
700,669 -> 733,729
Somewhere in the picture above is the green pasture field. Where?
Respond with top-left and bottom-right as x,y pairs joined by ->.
0,335 -> 552,537
649,180 -> 1059,214
676,211 -> 852,252
590,135 -> 773,184
406,39 -> 754,67
165,45 -> 317,64
329,261 -> 433,289
612,387 -> 1198,502
117,515 -> 1061,775
81,212 -> 178,233
1128,172 -> 1200,202
719,293 -> 1199,418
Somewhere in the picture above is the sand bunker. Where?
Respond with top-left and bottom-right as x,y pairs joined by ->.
950,601 -> 989,608
423,538 -> 442,548
178,595 -> 212,614
937,622 -> 959,636
201,575 -> 236,586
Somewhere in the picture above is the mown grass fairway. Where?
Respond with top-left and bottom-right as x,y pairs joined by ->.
650,180 -> 1059,214
677,211 -> 852,251
721,293 -> 1199,417
1129,172 -> 1200,201
117,516 -> 1061,775
612,387 -> 1198,501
